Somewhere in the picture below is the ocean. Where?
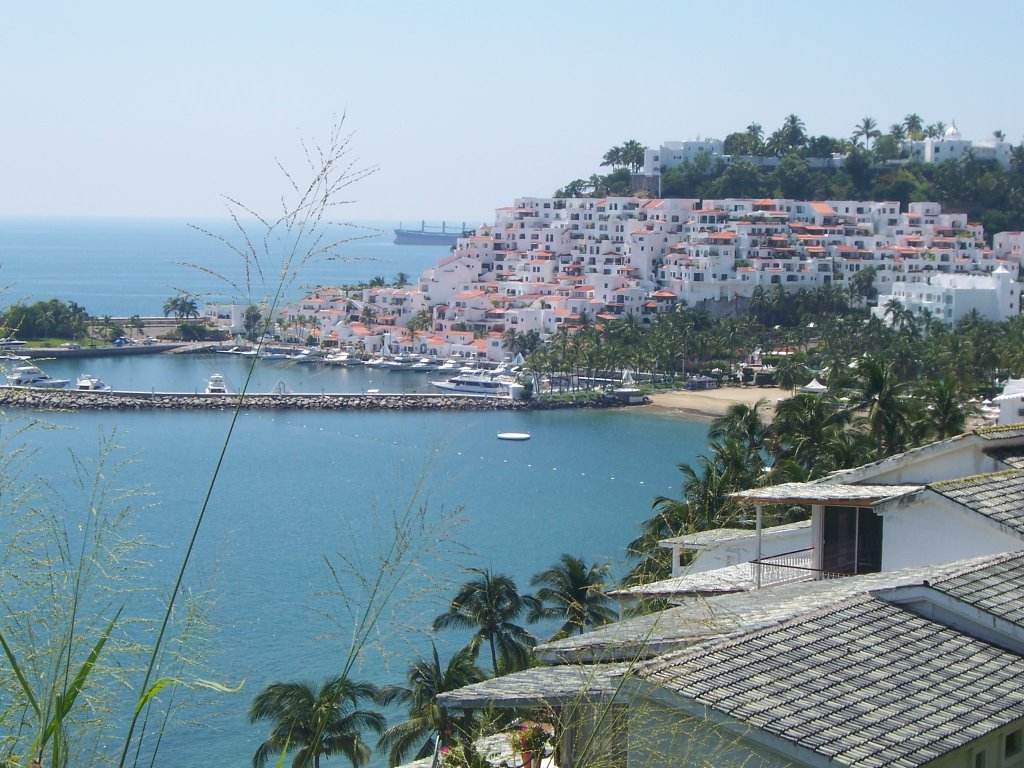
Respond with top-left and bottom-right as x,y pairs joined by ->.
0,219 -> 708,767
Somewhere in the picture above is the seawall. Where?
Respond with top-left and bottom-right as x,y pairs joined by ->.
0,389 -> 645,412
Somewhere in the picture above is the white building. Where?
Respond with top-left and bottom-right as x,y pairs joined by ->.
903,122 -> 1013,169
871,265 -> 1019,325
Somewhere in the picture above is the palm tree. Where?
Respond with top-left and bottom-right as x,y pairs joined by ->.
432,569 -> 539,675
780,114 -> 807,151
852,117 -> 881,149
377,645 -> 485,766
903,113 -> 924,141
393,272 -> 410,287
368,276 -> 386,288
849,356 -> 918,456
249,675 -> 385,768
528,555 -> 616,640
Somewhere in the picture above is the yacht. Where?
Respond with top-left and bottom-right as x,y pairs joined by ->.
75,373 -> 111,392
205,373 -> 229,394
322,351 -> 362,366
5,364 -> 70,388
430,372 -> 514,396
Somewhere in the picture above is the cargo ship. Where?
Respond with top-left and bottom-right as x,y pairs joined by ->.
393,221 -> 468,246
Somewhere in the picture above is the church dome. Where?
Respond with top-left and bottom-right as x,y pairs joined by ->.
943,121 -> 962,141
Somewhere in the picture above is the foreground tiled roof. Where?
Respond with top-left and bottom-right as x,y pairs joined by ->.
929,550 -> 1024,625
975,422 -> 1024,440
984,444 -> 1024,469
537,559 -> 992,664
633,592 -> 1024,767
929,469 -> 1024,536
435,662 -> 629,707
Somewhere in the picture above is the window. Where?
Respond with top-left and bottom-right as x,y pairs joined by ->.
1006,729 -> 1022,760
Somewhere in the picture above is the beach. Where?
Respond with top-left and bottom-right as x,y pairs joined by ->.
645,386 -> 791,421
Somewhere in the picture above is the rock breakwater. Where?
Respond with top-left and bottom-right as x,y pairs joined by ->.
0,389 -> 646,412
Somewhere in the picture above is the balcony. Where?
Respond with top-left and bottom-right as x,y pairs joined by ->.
748,548 -> 849,588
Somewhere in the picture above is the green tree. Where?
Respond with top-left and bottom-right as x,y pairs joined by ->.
852,116 -> 881,149
393,272 -> 410,287
243,304 -> 263,341
432,569 -> 539,675
249,676 -> 385,768
377,645 -> 485,766
528,554 -> 616,640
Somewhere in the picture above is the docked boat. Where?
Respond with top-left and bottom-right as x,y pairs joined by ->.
408,357 -> 439,373
5,364 -> 70,388
322,351 -> 362,366
76,373 -> 111,392
430,372 -> 514,396
205,373 -> 229,394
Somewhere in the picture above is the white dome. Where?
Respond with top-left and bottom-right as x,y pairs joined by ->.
943,121 -> 961,140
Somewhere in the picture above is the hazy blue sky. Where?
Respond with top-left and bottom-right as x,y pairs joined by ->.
3,0 -> 1021,226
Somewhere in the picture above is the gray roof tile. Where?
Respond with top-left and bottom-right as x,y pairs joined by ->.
929,471 -> 1024,535
633,593 -> 1024,766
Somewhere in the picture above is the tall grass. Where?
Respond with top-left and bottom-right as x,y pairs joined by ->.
0,117 -> 409,767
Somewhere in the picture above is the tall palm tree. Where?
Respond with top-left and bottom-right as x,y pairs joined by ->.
903,113 -> 924,140
849,356 -> 918,456
377,645 -> 485,766
852,117 -> 881,149
432,569 -> 539,675
249,675 -> 385,768
529,554 -> 616,640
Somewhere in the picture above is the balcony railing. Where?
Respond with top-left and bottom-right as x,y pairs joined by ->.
749,548 -> 849,588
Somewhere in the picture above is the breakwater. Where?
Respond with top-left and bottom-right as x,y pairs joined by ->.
0,388 -> 646,412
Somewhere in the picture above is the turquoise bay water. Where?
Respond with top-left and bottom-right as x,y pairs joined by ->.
0,219 -> 710,766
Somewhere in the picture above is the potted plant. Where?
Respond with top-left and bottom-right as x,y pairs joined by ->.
510,724 -> 550,768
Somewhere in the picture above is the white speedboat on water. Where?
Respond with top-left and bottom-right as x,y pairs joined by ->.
205,373 -> 229,394
5,364 -> 70,388
430,372 -> 514,396
76,373 -> 111,392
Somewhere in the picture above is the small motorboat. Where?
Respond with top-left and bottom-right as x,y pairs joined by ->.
497,432 -> 531,441
76,373 -> 111,392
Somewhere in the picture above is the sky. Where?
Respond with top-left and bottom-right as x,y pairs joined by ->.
3,0 -> 1023,226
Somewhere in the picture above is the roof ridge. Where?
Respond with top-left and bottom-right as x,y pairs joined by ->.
930,467 -> 1024,490
976,422 -> 1024,436
929,550 -> 1024,586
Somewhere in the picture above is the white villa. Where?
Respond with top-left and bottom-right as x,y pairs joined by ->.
426,422 -> 1024,768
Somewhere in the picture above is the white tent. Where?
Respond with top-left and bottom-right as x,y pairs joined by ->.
800,377 -> 828,394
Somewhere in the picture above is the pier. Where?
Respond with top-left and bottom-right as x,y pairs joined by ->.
0,388 -> 646,412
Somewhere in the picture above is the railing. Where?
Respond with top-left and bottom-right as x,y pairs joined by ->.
749,548 -> 849,588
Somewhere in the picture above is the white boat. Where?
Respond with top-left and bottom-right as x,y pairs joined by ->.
5,364 -> 70,388
205,373 -> 229,394
430,372 -> 514,396
75,373 -> 111,392
408,357 -> 439,372
497,432 -> 531,441
322,351 -> 362,366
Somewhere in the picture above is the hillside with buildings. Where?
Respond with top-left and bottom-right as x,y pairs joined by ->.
207,195 -> 1021,361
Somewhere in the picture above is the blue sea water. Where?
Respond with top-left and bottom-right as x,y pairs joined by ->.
0,217 -> 445,317
0,219 -> 710,767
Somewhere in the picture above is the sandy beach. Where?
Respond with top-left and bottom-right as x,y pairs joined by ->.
645,386 -> 791,421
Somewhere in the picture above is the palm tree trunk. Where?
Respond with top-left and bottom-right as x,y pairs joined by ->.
489,635 -> 499,675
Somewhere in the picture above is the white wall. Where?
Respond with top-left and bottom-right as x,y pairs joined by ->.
880,494 -> 1022,571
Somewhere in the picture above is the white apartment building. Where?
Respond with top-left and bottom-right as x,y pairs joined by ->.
871,265 -> 1019,324
903,122 -> 1013,169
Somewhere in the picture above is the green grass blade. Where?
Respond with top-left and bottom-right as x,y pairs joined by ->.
43,606 -> 122,744
0,627 -> 40,718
